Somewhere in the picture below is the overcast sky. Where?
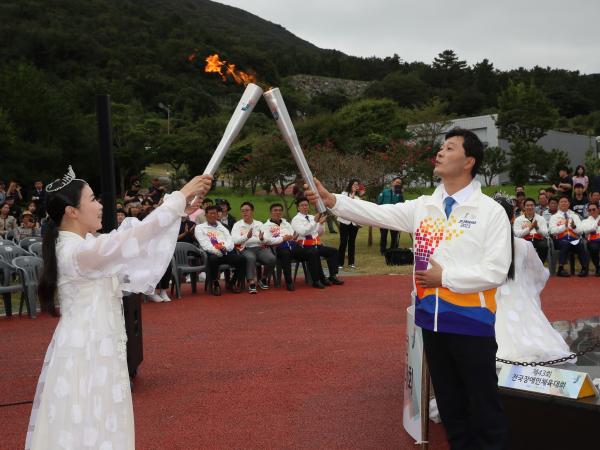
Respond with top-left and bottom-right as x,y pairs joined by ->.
215,0 -> 600,74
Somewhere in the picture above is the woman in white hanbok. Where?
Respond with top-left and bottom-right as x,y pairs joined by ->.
494,193 -> 573,365
495,237 -> 573,364
25,168 -> 211,450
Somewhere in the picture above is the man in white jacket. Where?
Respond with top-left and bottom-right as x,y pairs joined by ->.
581,202 -> 600,276
513,197 -> 549,262
305,128 -> 512,450
291,197 -> 343,289
548,195 -> 589,277
231,201 -> 276,293
261,203 -> 319,291
195,205 -> 246,295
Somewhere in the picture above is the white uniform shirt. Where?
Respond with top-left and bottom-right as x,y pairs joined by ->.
580,215 -> 600,237
231,219 -> 264,250
513,213 -> 549,239
194,221 -> 234,256
261,218 -> 295,247
548,210 -> 584,239
291,212 -> 324,245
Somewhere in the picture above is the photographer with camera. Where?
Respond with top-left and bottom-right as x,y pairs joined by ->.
377,177 -> 404,255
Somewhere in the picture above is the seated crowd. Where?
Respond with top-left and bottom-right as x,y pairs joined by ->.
511,165 -> 600,277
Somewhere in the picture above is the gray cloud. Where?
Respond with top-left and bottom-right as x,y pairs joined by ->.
216,0 -> 600,73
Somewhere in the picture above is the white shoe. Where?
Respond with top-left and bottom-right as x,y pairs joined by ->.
349,264 -> 356,269
159,290 -> 171,302
149,293 -> 163,302
338,266 -> 343,270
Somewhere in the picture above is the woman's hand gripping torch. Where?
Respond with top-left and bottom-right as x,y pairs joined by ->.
263,88 -> 327,213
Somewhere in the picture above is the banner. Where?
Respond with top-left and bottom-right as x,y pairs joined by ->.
403,304 -> 424,442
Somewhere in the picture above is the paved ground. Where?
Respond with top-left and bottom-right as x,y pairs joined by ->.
1,275 -> 597,449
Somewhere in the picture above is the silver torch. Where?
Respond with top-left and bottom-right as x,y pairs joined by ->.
263,88 -> 327,213
203,83 -> 264,175
191,83 -> 263,205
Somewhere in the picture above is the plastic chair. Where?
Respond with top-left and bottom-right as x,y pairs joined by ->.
170,242 -> 208,299
11,256 -> 43,318
0,259 -> 24,317
0,239 -> 16,246
19,236 -> 42,251
0,244 -> 32,261
29,242 -> 43,258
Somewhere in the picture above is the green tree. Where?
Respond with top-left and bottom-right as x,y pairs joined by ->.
497,81 -> 559,184
364,72 -> 430,107
481,146 -> 508,186
496,81 -> 559,144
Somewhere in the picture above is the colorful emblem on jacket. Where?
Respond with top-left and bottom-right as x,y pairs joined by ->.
414,216 -> 464,271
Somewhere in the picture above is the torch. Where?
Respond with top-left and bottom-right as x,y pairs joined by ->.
263,88 -> 327,213
204,82 -> 263,175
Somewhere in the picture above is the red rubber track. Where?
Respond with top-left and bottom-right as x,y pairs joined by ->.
1,275 -> 598,449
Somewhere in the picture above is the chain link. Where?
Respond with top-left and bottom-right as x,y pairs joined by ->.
495,340 -> 600,367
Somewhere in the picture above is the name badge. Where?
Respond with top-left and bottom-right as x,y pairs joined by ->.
498,365 -> 598,399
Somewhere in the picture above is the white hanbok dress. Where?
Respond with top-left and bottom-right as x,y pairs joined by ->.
495,237 -> 572,364
25,191 -> 186,450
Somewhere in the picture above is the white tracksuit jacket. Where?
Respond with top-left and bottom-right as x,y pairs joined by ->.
330,180 -> 511,336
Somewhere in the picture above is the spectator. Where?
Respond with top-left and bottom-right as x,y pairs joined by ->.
535,192 -> 549,217
30,180 -> 46,217
545,186 -> 557,198
553,167 -> 573,198
513,198 -> 549,262
571,183 -> 589,219
262,203 -> 312,291
515,185 -> 525,194
231,202 -> 276,294
138,198 -> 155,220
127,202 -> 142,219
148,178 -> 166,204
6,181 -> 23,203
590,190 -> 600,205
3,196 -> 21,221
194,198 -> 213,224
123,180 -> 142,204
543,197 -> 559,224
338,178 -> 363,269
291,197 -> 343,288
26,201 -> 41,223
0,202 -> 17,238
178,205 -> 198,244
194,205 -> 246,296
377,176 -> 404,254
218,200 -> 236,232
549,195 -> 588,277
581,202 -> 600,276
572,165 -> 589,192
514,191 -> 526,217
0,181 -> 5,204
116,210 -> 126,227
15,211 -> 41,241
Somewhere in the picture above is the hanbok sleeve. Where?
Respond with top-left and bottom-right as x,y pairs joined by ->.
521,240 -> 550,308
70,191 -> 186,293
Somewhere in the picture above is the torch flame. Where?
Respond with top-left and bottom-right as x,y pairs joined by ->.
203,53 -> 256,85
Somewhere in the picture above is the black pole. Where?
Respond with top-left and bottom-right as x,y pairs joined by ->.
96,94 -> 117,233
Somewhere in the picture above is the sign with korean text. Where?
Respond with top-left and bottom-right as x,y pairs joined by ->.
498,365 -> 598,399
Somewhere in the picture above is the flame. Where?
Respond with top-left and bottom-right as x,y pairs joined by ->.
203,53 -> 256,85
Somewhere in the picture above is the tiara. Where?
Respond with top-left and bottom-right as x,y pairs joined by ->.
491,191 -> 514,203
46,166 -> 86,193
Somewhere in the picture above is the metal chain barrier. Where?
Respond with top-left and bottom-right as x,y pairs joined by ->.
496,340 -> 600,367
